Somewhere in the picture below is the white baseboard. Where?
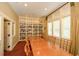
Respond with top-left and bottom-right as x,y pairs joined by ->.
11,40 -> 19,51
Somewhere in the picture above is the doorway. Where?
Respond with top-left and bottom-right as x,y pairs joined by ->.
4,19 -> 13,51
4,18 -> 16,56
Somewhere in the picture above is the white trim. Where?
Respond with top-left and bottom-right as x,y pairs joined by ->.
11,40 -> 19,51
0,11 -> 15,22
0,11 -> 17,51
0,11 -> 16,38
0,15 -> 4,55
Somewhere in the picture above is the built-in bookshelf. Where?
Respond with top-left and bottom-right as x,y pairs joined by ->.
20,20 -> 44,40
26,24 -> 43,37
19,16 -> 44,40
20,22 -> 26,40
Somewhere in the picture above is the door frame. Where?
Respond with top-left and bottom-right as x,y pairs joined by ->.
0,12 -> 15,55
0,15 -> 4,56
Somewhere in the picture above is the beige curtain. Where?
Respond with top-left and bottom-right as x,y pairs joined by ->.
70,2 -> 79,55
47,2 -> 79,56
60,3 -> 71,52
75,3 -> 79,55
47,3 -> 72,53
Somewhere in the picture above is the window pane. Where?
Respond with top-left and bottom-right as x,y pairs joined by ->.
48,22 -> 52,36
61,16 -> 71,39
53,20 -> 60,38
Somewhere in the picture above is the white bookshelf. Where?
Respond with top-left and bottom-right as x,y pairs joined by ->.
19,17 -> 27,40
26,24 -> 43,38
19,21 -> 44,40
19,16 -> 44,40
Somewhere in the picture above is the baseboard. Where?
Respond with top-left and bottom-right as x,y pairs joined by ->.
11,40 -> 19,51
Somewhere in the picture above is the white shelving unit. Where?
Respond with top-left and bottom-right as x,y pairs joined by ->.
26,24 -> 43,38
20,22 -> 26,40
19,17 -> 44,40
19,17 -> 27,40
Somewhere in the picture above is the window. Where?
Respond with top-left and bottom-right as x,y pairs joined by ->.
48,22 -> 53,36
53,20 -> 60,38
61,16 -> 71,39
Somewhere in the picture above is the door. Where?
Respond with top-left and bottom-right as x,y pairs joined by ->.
0,16 -> 4,56
4,21 -> 12,51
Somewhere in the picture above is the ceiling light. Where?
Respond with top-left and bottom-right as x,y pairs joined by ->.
44,8 -> 47,10
24,3 -> 28,7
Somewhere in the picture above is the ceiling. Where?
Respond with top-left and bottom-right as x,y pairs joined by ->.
9,2 -> 66,17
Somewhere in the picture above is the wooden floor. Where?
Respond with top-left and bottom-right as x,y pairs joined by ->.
25,37 -> 72,56
4,37 -> 72,56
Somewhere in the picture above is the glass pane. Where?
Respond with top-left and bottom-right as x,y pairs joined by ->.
61,16 -> 71,39
48,22 -> 52,36
53,20 -> 60,38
